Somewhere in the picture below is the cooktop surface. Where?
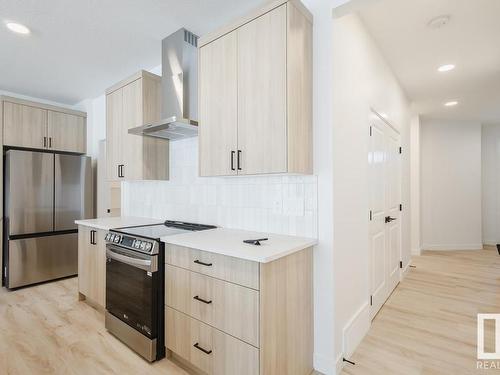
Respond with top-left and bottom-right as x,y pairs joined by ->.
113,221 -> 216,240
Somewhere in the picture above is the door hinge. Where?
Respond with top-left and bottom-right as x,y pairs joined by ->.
400,261 -> 403,269
370,295 -> 373,306
399,146 -> 402,154
369,210 -> 373,221
399,204 -> 403,211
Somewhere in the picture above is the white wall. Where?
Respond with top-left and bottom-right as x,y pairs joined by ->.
481,124 -> 500,245
331,12 -> 412,369
410,115 -> 421,255
421,120 -> 482,250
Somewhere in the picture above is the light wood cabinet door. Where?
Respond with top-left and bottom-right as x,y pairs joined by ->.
166,307 -> 259,375
199,32 -> 238,176
121,78 -> 143,180
106,88 -> 123,181
47,111 -> 86,153
3,101 -> 48,149
78,226 -> 106,308
166,265 -> 260,347
237,5 -> 287,175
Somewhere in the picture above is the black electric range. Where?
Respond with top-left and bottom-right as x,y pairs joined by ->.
104,220 -> 216,362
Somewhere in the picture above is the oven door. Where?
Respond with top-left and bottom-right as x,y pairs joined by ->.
106,244 -> 159,339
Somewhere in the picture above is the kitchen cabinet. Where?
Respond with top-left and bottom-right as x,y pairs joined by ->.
199,0 -> 313,176
78,225 -> 106,309
164,244 -> 313,375
47,111 -> 86,153
105,70 -> 169,181
2,98 -> 87,153
3,101 -> 47,149
198,32 -> 238,176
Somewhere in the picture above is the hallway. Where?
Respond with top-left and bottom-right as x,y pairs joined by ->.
342,248 -> 500,375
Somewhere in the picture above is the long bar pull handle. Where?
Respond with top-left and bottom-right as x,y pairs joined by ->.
231,151 -> 235,171
193,295 -> 212,304
43,137 -> 47,148
237,150 -> 242,171
193,343 -> 212,355
193,259 -> 212,267
49,137 -> 52,148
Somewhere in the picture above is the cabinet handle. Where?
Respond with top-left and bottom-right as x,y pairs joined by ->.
90,230 -> 96,245
49,137 -> 52,148
193,259 -> 212,267
237,150 -> 242,171
193,343 -> 212,355
43,137 -> 47,148
118,165 -> 124,178
193,295 -> 212,304
231,151 -> 235,171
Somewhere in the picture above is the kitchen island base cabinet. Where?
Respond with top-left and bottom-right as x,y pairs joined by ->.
165,246 -> 313,375
77,225 -> 106,310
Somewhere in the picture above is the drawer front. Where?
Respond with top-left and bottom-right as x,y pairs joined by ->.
166,265 -> 259,347
166,307 -> 259,375
165,244 -> 259,290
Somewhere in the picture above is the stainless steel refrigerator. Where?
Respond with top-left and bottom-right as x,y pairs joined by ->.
3,150 -> 92,289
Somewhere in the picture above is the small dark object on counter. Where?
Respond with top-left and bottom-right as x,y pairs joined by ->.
243,238 -> 269,246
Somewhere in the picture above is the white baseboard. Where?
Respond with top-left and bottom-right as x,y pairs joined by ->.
422,243 -> 483,251
313,353 -> 336,375
411,247 -> 421,256
335,353 -> 345,374
342,302 -> 370,358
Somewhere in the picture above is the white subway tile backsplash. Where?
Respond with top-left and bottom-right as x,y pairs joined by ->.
122,138 -> 318,238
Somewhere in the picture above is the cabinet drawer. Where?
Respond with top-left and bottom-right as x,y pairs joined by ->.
166,265 -> 259,347
166,307 -> 259,375
165,244 -> 259,290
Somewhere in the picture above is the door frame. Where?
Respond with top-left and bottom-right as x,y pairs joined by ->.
368,109 -> 403,320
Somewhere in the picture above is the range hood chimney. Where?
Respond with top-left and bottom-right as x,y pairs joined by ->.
129,28 -> 199,140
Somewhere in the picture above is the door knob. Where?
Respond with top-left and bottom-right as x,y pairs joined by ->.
385,216 -> 397,223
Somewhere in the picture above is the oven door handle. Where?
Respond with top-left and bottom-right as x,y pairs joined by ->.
106,248 -> 156,272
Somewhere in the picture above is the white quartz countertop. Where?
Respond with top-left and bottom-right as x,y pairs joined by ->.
161,228 -> 317,263
75,217 -> 163,231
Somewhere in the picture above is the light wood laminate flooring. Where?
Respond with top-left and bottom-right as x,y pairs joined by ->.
342,248 -> 500,375
0,277 -> 188,374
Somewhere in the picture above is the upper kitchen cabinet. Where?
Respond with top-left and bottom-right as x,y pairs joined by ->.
105,70 -> 169,181
2,97 -> 87,153
47,111 -> 86,153
199,0 -> 313,176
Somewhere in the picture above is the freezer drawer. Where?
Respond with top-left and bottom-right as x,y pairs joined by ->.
5,150 -> 54,236
7,233 -> 77,289
55,154 -> 92,231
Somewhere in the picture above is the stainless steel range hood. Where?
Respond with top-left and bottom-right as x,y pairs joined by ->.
129,28 -> 199,141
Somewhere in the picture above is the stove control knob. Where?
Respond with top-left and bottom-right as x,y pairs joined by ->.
104,233 -> 110,241
113,235 -> 121,243
140,242 -> 147,251
145,242 -> 153,252
134,240 -> 142,249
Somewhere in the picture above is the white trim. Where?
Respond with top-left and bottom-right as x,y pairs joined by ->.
342,302 -> 370,358
422,243 -> 483,251
313,353 -> 336,375
411,247 -> 421,256
335,353 -> 345,374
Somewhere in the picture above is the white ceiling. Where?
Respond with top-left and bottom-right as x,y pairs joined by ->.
358,0 -> 500,123
0,0 -> 265,104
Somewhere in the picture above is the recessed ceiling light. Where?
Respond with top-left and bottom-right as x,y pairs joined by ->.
444,101 -> 458,107
427,15 -> 450,29
6,22 -> 30,35
438,64 -> 455,72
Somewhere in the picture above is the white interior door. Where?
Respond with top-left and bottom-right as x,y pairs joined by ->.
369,112 -> 402,319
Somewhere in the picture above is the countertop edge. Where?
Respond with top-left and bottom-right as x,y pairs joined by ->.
161,236 -> 317,263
